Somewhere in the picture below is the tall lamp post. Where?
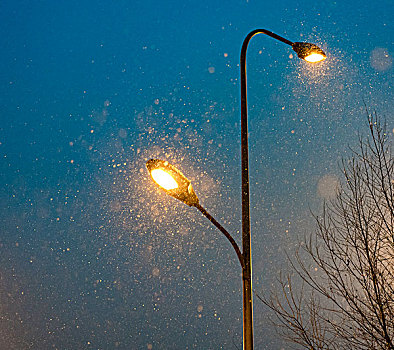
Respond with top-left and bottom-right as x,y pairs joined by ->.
239,29 -> 325,350
146,29 -> 326,350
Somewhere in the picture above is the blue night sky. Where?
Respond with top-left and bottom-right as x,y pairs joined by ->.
0,1 -> 392,349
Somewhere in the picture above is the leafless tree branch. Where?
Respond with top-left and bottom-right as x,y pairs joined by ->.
258,109 -> 393,350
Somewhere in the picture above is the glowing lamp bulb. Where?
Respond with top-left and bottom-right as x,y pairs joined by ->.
150,169 -> 179,190
292,42 -> 326,63
304,52 -> 326,63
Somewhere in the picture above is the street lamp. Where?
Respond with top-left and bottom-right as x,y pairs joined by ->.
146,29 -> 326,350
146,158 -> 244,268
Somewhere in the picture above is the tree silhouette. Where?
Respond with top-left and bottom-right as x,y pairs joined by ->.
258,109 -> 394,350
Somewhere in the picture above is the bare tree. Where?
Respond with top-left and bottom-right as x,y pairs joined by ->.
258,109 -> 394,350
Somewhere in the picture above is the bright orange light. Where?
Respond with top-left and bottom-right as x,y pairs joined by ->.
304,52 -> 326,63
150,169 -> 178,190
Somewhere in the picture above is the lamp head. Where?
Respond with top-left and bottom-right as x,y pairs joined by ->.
146,159 -> 199,207
292,42 -> 326,63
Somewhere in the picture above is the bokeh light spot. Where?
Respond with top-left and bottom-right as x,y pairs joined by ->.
317,174 -> 340,200
370,47 -> 393,71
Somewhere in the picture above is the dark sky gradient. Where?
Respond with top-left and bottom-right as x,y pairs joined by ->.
0,1 -> 393,349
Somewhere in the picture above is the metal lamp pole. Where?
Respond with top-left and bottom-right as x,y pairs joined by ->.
240,29 -> 326,350
146,29 -> 326,350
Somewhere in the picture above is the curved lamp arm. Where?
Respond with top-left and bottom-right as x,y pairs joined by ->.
194,203 -> 245,270
240,28 -> 294,293
240,27 -> 326,279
